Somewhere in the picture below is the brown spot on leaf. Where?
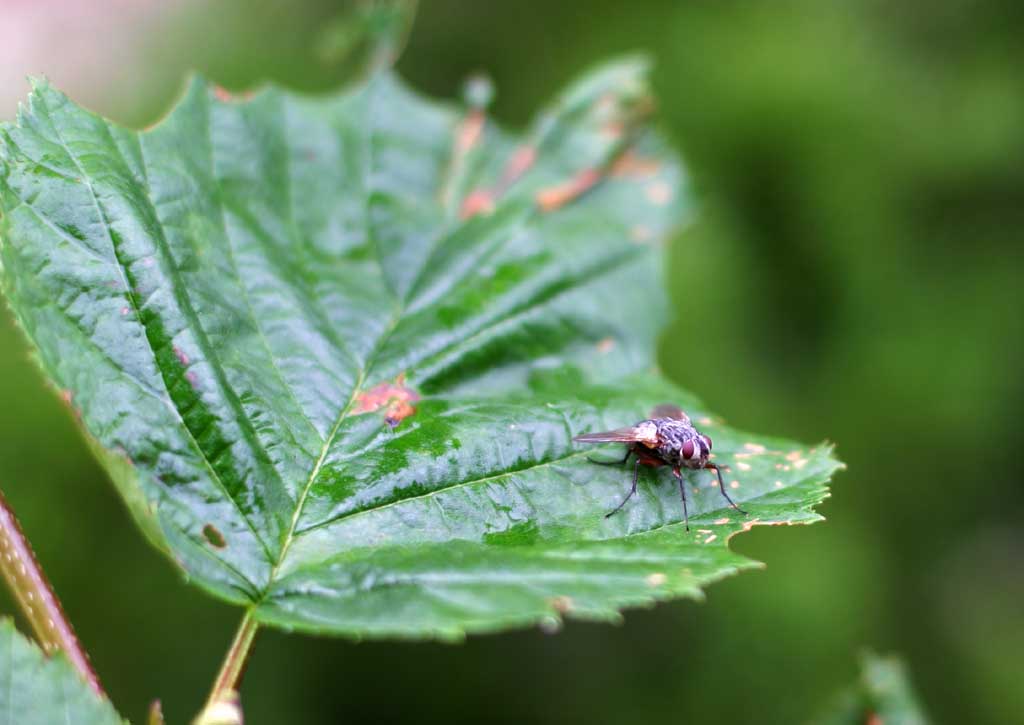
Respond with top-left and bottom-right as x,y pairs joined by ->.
536,168 -> 602,212
356,373 -> 421,428
455,110 -> 485,154
611,150 -> 661,178
213,86 -> 253,103
645,573 -> 667,587
202,524 -> 226,549
60,390 -> 73,406
550,595 -> 573,613
460,189 -> 495,219
501,145 -> 536,187
596,337 -> 615,354
173,346 -> 190,367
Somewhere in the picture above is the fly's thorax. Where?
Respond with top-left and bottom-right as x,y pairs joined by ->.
654,418 -> 711,469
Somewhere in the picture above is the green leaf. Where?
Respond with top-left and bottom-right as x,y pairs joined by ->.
816,652 -> 931,725
0,619 -> 124,725
0,59 -> 842,638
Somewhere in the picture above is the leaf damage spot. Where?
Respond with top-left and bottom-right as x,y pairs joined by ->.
596,337 -> 615,354
645,573 -> 667,587
444,94 -> 488,210
173,346 -> 190,367
213,86 -> 254,103
645,181 -> 673,206
744,443 -> 767,454
550,595 -> 573,613
502,145 -> 536,186
611,150 -> 661,178
714,517 -> 731,525
460,189 -> 495,219
202,524 -> 226,549
459,145 -> 538,220
536,168 -> 602,212
355,373 -> 421,428
735,461 -> 752,472
704,534 -> 717,544
455,110 -> 485,156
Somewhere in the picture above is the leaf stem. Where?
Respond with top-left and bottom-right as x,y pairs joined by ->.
203,609 -> 259,714
0,485 -> 103,695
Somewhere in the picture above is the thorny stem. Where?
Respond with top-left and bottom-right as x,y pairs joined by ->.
201,610 -> 259,717
0,485 -> 104,695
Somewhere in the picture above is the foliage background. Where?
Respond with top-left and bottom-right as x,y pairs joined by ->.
1,1 -> 1021,722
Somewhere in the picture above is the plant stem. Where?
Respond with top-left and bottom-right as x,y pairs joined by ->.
0,486 -> 103,695
204,610 -> 259,711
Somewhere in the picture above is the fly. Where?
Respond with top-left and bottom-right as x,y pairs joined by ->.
573,404 -> 747,531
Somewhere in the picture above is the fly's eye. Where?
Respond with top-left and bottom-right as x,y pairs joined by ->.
702,434 -> 712,451
681,440 -> 696,459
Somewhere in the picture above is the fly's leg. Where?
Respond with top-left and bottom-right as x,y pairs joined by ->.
605,455 -> 640,518
671,467 -> 690,532
706,463 -> 747,515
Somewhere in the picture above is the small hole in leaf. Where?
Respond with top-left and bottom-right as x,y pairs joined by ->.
202,524 -> 226,549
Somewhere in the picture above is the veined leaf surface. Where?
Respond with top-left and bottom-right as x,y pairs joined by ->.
0,59 -> 842,638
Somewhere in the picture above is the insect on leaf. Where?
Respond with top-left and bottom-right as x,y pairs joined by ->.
0,59 -> 842,639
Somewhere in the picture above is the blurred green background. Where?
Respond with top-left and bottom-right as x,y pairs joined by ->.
2,1 -> 1022,722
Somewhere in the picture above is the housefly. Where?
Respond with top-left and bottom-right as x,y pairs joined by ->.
573,404 -> 746,531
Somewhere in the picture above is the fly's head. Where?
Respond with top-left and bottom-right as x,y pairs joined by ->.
679,430 -> 713,469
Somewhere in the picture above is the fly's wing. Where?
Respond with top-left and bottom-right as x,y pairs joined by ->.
573,426 -> 646,443
574,421 -> 659,447
650,404 -> 690,423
